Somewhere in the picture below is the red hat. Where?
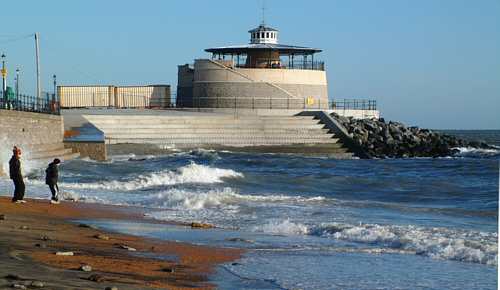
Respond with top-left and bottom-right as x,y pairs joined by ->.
13,146 -> 21,155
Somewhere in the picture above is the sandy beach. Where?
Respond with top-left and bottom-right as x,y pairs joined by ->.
0,196 -> 242,290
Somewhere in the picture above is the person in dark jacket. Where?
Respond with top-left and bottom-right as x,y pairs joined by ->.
9,146 -> 26,203
45,158 -> 61,204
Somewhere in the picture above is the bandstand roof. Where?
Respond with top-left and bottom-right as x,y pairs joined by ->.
205,43 -> 322,55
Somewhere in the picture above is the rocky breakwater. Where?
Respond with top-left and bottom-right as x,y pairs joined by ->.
331,113 -> 492,158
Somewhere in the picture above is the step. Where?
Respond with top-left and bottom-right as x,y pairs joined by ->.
100,128 -> 332,135
93,123 -> 326,130
106,138 -> 341,145
105,132 -> 333,139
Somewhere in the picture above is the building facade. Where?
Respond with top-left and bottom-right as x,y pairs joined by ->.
177,24 -> 329,109
59,85 -> 171,109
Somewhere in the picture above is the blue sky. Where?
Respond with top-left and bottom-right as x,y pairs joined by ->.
1,0 -> 499,129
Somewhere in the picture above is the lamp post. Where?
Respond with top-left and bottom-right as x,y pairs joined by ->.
1,54 -> 6,98
52,74 -> 56,102
15,68 -> 19,98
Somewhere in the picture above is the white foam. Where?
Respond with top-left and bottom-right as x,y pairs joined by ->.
253,219 -> 309,236
452,146 -> 499,157
318,223 -> 498,265
60,162 -> 243,191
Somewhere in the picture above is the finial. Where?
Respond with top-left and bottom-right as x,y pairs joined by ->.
261,0 -> 266,26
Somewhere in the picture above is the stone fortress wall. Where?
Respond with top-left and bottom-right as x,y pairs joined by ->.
178,59 -> 329,109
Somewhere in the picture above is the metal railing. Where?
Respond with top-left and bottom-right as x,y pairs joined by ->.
234,60 -> 325,71
174,96 -> 377,111
330,99 -> 377,111
0,94 -> 60,115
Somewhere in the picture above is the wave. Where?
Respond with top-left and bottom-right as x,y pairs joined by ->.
313,222 -> 498,266
249,219 -> 497,265
252,219 -> 310,235
60,162 -> 243,191
150,188 -> 326,211
452,147 -> 499,158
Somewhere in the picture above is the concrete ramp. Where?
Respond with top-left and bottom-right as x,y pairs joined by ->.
81,112 -> 353,157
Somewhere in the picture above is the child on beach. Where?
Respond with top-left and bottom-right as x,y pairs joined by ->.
9,146 -> 26,203
45,158 -> 61,204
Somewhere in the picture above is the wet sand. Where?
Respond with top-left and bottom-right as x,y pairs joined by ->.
0,196 -> 242,289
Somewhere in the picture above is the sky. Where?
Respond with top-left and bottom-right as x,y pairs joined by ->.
1,0 -> 499,129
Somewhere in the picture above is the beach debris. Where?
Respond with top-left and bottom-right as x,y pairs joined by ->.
161,267 -> 175,273
80,265 -> 92,272
19,225 -> 29,230
105,287 -> 118,290
55,251 -> 74,256
231,262 -> 242,266
190,222 -> 214,229
35,243 -> 47,248
78,223 -> 97,229
30,281 -> 45,288
87,274 -> 106,282
117,244 -> 136,251
0,214 -> 5,220
10,284 -> 27,289
5,274 -> 21,280
225,237 -> 254,243
40,235 -> 52,241
94,234 -> 110,240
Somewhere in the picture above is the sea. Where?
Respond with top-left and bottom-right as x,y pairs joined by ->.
1,130 -> 498,290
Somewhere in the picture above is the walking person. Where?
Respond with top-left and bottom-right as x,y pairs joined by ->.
45,158 -> 61,204
9,146 -> 26,203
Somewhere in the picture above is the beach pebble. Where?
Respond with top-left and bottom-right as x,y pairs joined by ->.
19,225 -> 29,230
94,234 -> 110,240
88,274 -> 105,282
55,251 -> 74,256
11,284 -> 27,289
118,244 -> 136,251
30,281 -> 45,288
105,287 -> 118,290
190,222 -> 214,229
78,223 -> 98,229
80,265 -> 92,272
35,243 -> 47,248
40,235 -> 52,241
226,237 -> 254,243
0,214 -> 5,220
161,267 -> 175,273
5,274 -> 21,280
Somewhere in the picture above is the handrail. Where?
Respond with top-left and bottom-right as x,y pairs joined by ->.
0,94 -> 60,115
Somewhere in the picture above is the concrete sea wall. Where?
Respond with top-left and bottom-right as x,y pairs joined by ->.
0,110 -> 64,175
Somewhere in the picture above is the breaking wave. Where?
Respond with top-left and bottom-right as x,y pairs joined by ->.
313,223 -> 498,266
452,146 -> 500,158
249,220 -> 498,265
60,162 -> 243,191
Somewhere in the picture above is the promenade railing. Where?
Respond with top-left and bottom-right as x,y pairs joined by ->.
174,96 -> 377,111
330,99 -> 377,111
0,94 -> 60,115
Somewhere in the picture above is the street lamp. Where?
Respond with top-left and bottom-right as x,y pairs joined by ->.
1,54 -> 6,98
15,68 -> 20,98
52,74 -> 57,102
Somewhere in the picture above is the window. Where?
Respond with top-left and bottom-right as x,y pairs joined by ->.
266,32 -> 269,38
261,32 -> 265,38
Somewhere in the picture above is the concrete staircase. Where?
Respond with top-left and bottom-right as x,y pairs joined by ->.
81,114 -> 353,157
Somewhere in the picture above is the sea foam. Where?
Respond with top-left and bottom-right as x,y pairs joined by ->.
60,162 -> 243,191
315,223 -> 498,265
